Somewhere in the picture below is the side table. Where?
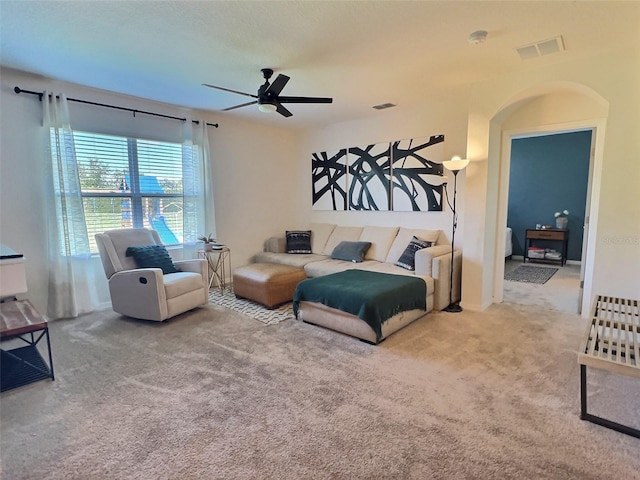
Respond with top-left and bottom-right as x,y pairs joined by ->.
198,247 -> 231,292
524,228 -> 569,266
1,299 -> 55,392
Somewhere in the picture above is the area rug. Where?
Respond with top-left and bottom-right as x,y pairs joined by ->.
505,265 -> 559,284
208,287 -> 293,325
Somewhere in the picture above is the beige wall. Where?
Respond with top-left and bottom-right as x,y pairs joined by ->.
0,67 -> 297,313
463,48 -> 640,313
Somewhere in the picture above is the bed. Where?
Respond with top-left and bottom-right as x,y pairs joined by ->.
293,269 -> 428,344
505,227 -> 513,259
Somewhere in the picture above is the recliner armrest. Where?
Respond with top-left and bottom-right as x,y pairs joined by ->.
174,258 -> 208,281
108,268 -> 167,320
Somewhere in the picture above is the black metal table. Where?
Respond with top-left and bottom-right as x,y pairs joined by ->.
0,299 -> 55,392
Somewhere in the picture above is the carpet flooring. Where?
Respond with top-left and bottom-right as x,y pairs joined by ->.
1,303 -> 639,479
505,264 -> 559,284
208,287 -> 292,325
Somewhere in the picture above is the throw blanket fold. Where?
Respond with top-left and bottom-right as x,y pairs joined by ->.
293,269 -> 427,342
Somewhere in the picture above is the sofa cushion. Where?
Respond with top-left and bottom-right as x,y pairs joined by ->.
385,228 -> 441,264
304,258 -> 380,278
358,226 -> 399,262
364,263 -> 435,296
330,241 -> 372,263
322,226 -> 364,255
126,244 -> 180,274
395,236 -> 433,271
286,230 -> 312,254
253,252 -> 328,268
310,222 -> 336,254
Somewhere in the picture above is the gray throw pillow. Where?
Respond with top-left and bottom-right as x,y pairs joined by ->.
126,244 -> 181,274
331,241 -> 372,263
395,236 -> 432,271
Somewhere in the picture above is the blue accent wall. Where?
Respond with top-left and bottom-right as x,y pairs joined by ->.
508,131 -> 591,261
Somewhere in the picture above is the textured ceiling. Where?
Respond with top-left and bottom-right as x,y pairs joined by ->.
1,1 -> 638,129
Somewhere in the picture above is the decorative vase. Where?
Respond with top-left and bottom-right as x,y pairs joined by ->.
555,217 -> 568,230
204,243 -> 213,252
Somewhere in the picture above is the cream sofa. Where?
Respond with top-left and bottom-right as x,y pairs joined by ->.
253,223 -> 462,313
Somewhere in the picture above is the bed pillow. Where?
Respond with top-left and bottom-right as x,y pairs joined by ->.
395,236 -> 433,271
286,230 -> 312,254
331,241 -> 372,263
126,244 -> 181,274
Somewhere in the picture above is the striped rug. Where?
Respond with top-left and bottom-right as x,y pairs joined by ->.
208,287 -> 294,325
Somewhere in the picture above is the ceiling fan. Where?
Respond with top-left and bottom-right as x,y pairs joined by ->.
203,68 -> 333,118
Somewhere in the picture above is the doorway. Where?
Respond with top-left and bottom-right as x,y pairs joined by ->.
502,130 -> 592,314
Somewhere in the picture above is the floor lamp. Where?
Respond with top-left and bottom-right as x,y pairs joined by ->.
442,155 -> 469,313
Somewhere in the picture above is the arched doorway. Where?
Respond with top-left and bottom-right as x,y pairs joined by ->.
460,82 -> 609,317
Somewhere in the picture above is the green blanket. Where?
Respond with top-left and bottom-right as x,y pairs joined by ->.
293,269 -> 426,342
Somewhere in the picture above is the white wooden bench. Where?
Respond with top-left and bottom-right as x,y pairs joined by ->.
578,295 -> 639,438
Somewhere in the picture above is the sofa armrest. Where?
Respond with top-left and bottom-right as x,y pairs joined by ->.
108,268 -> 167,320
414,245 -> 451,277
415,245 -> 462,311
263,236 -> 286,254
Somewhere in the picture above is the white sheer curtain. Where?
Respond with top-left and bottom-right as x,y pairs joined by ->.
43,91 -> 104,319
182,118 -> 215,258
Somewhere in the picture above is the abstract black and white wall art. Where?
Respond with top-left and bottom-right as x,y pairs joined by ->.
311,149 -> 348,211
347,143 -> 391,211
391,135 -> 445,211
311,134 -> 445,212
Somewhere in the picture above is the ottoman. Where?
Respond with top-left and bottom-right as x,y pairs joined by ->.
233,263 -> 307,309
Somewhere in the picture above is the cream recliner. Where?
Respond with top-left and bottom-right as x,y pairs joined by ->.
95,228 -> 208,321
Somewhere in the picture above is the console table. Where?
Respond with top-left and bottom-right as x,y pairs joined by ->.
578,295 -> 639,438
524,228 -> 569,266
1,299 -> 55,392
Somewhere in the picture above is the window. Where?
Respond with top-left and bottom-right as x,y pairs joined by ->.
71,131 -> 189,253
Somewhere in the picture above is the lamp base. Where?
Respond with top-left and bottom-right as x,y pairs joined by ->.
443,302 -> 463,313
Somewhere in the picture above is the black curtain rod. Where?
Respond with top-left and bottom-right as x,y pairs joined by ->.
14,86 -> 219,128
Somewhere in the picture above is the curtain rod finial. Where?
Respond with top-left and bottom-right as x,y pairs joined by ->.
14,86 -> 21,94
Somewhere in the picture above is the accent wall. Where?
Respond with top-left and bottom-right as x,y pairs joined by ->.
507,130 -> 591,261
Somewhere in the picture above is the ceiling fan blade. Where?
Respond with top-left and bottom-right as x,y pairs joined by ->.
202,83 -> 257,99
274,102 -> 293,118
222,100 -> 257,111
265,74 -> 290,96
277,96 -> 333,104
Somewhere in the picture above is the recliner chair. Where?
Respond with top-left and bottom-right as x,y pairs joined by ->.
95,228 -> 208,321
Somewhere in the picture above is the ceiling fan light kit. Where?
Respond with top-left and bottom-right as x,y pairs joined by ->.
203,68 -> 333,118
258,103 -> 277,113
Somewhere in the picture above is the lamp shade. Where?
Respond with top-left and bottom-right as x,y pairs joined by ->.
258,103 -> 277,113
443,155 -> 469,172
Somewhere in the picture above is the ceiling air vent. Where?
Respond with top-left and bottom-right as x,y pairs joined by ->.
516,35 -> 565,60
372,103 -> 396,110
